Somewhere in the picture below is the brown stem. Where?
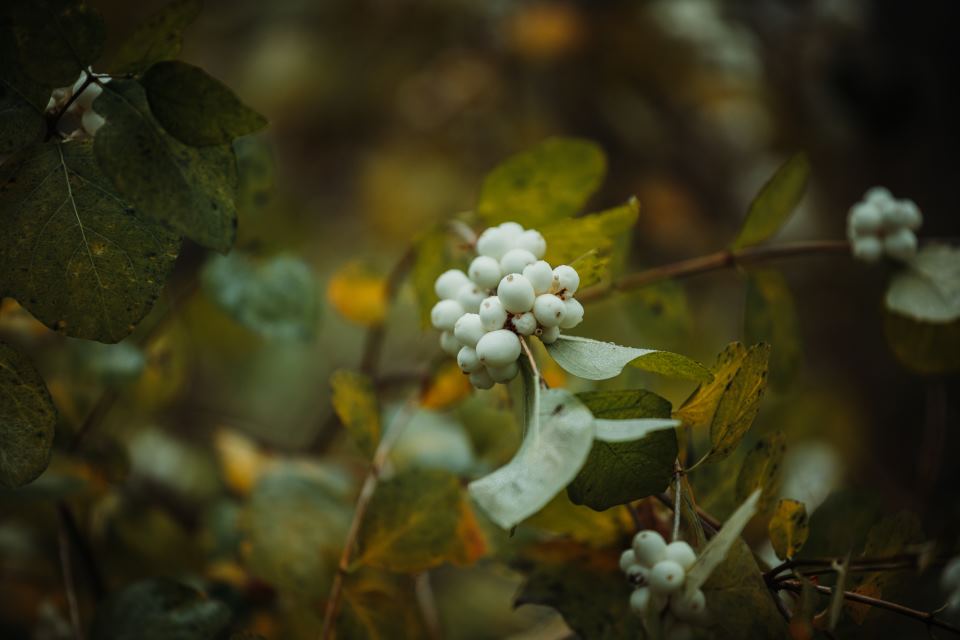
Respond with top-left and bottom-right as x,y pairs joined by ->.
414,573 -> 443,640
519,336 -> 544,388
319,397 -> 419,639
765,553 -> 944,583
576,240 -> 851,303
57,502 -> 105,601
778,579 -> 960,635
58,517 -> 84,640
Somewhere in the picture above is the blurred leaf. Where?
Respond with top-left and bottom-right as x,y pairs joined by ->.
411,228 -> 450,328
143,61 -> 267,146
68,340 -> 145,385
525,492 -> 633,547
546,335 -> 712,382
0,30 -> 49,155
0,342 -> 56,488
9,0 -> 105,86
622,280 -> 693,346
357,468 -> 486,571
0,141 -> 180,342
128,428 -> 221,500
337,570 -> 426,639
94,80 -> 238,252
109,0 -> 202,75
828,555 -> 850,630
326,260 -> 386,328
513,540 -> 644,639
456,397 -> 520,469
234,134 -> 277,217
685,490 -> 760,595
469,389 -> 595,529
735,431 -> 786,512
799,489 -> 882,559
883,309 -> 960,374
203,252 -> 318,340
477,137 -> 606,228
701,537 -> 788,640
214,429 -> 273,496
420,361 -> 472,410
745,269 -> 802,389
885,245 -> 960,323
330,370 -> 380,459
568,390 -> 678,511
90,578 -> 230,640
769,498 -> 809,560
731,153 -> 809,250
568,249 -> 608,290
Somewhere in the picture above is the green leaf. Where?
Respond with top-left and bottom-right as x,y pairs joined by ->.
769,498 -> 809,559
884,308 -> 960,374
93,79 -> 238,252
732,153 -> 810,249
234,134 -> 277,216
674,342 -> 750,429
9,0 -> 105,86
745,268 -> 801,389
0,141 -> 180,342
885,244 -> 960,323
734,431 -> 785,512
798,489 -> 882,559
357,468 -> 484,571
568,390 -> 678,511
849,510 -> 924,621
90,578 -> 231,640
0,342 -> 56,488
143,61 -> 267,146
337,570 -> 427,640
685,489 -> 760,595
706,343 -> 770,462
0,30 -> 49,155
109,0 -> 203,76
201,252 -> 318,340
329,369 -> 380,459
513,541 -> 645,639
545,334 -> 712,382
469,389 -> 595,529
477,137 -> 606,228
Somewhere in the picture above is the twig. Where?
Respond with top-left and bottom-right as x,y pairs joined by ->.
58,517 -> 84,640
654,492 -> 720,536
519,336 -> 545,388
57,503 -> 105,600
765,553 -> 944,583
415,573 -> 443,640
777,579 -> 960,635
319,397 -> 420,639
671,464 -> 682,541
576,240 -> 851,303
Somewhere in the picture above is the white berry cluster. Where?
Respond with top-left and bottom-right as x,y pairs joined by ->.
620,530 -> 706,640
430,222 -> 584,389
847,187 -> 923,263
45,70 -> 109,138
941,556 -> 960,613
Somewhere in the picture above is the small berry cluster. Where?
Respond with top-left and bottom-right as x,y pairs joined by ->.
620,530 -> 706,640
431,222 -> 584,389
847,187 -> 923,263
942,556 -> 960,613
46,70 -> 108,137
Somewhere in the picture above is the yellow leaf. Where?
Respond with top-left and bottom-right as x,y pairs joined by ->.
330,370 -> 381,459
326,261 -> 387,327
674,342 -> 749,429
420,361 -> 472,410
769,498 -> 809,560
214,429 -> 274,496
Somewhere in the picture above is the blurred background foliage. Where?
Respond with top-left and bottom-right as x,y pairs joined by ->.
2,0 -> 960,638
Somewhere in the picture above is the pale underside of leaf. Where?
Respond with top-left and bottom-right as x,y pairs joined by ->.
545,335 -> 711,382
885,244 -> 960,323
592,418 -> 679,443
685,489 -> 760,595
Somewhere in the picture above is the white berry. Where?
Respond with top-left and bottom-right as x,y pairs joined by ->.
498,221 -> 524,238
538,325 -> 560,344
469,367 -> 495,390
457,346 -> 482,373
497,274 -> 536,313
632,530 -> 667,567
500,248 -> 538,276
620,549 -> 637,573
669,588 -> 707,622
455,283 -> 486,313
626,563 -> 650,586
852,236 -> 883,263
479,296 -> 508,331
533,294 -> 566,328
512,311 -> 537,336
649,560 -> 685,595
469,256 -> 502,289
523,260 -> 554,294
476,228 -> 511,260
439,331 -> 462,356
435,269 -> 471,300
454,313 -> 485,348
431,299 -> 465,331
848,202 -> 883,237
896,200 -> 923,230
629,587 -> 651,616
942,558 -> 960,590
515,229 -> 546,258
664,541 -> 697,571
487,361 -> 519,383
552,265 -> 580,297
884,228 -> 918,261
559,297 -> 584,329
865,186 -> 893,207
476,329 -> 521,367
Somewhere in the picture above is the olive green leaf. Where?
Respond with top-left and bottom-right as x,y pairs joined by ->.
732,153 -> 810,249
0,342 -> 56,488
109,0 -> 203,76
769,498 -> 809,559
745,268 -> 802,389
545,335 -> 713,382
93,80 -> 239,252
337,569 -> 427,639
143,61 -> 267,146
568,389 -> 678,511
685,489 -> 760,596
234,134 -> 277,217
9,0 -> 105,87
330,369 -> 380,459
0,30 -> 50,155
884,308 -> 960,374
0,141 -> 180,342
735,431 -> 786,511
885,244 -> 960,323
477,137 -> 606,228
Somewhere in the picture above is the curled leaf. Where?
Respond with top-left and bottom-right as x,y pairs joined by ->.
546,335 -> 712,382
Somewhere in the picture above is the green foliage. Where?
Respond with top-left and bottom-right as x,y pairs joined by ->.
8,0 -> 105,86
202,252 -> 319,340
734,431 -> 785,511
545,335 -> 712,382
685,490 -> 759,595
234,134 -> 277,216
330,370 -> 381,459
731,153 -> 810,250
143,61 -> 267,146
769,498 -> 809,559
848,511 -> 924,622
568,389 -> 678,510
744,268 -> 801,389
0,141 -> 180,342
94,79 -> 239,252
90,578 -> 231,640
0,32 -> 49,155
885,245 -> 960,322
884,308 -> 960,374
477,137 -> 606,228
109,0 -> 203,76
0,342 -> 56,488
337,570 -> 426,639
799,489 -> 883,559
